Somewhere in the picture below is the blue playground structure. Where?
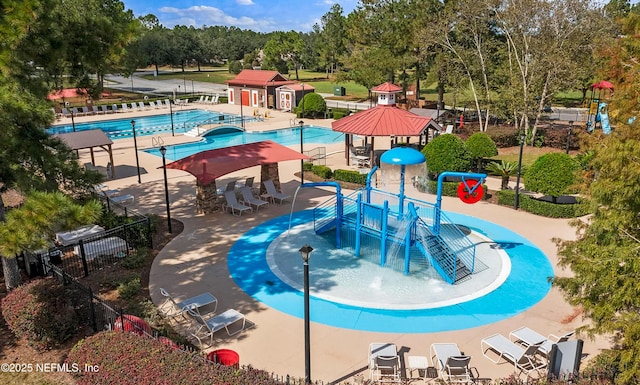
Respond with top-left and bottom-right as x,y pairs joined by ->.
300,147 -> 486,284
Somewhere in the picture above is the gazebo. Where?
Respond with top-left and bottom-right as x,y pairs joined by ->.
53,130 -> 115,179
163,140 -> 309,213
331,82 -> 441,166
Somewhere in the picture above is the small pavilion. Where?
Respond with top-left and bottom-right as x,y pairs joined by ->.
53,129 -> 115,179
331,82 -> 441,166
163,140 -> 309,213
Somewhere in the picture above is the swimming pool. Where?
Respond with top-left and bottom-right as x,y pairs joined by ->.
48,110 -> 248,139
145,126 -> 346,161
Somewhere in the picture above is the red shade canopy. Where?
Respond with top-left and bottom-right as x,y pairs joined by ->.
47,88 -> 88,100
163,140 -> 309,185
591,80 -> 614,90
331,105 -> 434,136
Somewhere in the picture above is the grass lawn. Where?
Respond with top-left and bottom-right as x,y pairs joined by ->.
489,146 -> 565,166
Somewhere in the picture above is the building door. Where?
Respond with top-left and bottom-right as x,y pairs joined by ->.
241,90 -> 250,106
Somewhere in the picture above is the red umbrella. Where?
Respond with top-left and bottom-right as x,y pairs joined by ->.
591,80 -> 614,90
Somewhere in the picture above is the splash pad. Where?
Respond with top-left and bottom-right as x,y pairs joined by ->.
228,148 -> 553,332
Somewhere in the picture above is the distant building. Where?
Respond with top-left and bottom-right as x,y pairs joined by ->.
226,70 -> 314,111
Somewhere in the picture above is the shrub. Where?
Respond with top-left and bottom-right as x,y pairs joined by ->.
415,179 -> 487,198
333,169 -> 367,185
303,162 -> 314,171
495,190 -> 590,217
465,132 -> 498,171
422,134 -> 472,177
524,152 -> 579,196
117,277 -> 141,300
66,331 -> 282,385
228,60 -> 243,74
311,164 -> 333,179
121,247 -> 148,269
1,278 -> 78,351
297,92 -> 327,118
333,111 -> 346,119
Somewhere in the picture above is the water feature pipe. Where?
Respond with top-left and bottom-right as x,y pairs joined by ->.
434,171 -> 487,235
299,182 -> 343,248
365,166 -> 379,203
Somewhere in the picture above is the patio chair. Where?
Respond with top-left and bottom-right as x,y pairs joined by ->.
164,98 -> 171,108
138,101 -> 147,110
222,190 -> 252,216
368,343 -> 401,383
203,95 -> 210,104
239,186 -> 268,211
99,105 -> 110,114
509,327 -> 575,358
92,106 -> 101,115
61,107 -> 71,117
186,308 -> 247,347
481,333 -> 547,378
120,103 -> 129,112
82,106 -> 92,115
430,343 -> 472,383
111,104 -> 120,113
263,179 -> 291,204
211,94 -> 219,104
159,288 -> 218,319
196,95 -> 204,103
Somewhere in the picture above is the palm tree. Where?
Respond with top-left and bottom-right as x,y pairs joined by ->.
485,160 -> 520,190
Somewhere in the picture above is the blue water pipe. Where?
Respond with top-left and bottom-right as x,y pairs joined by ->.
434,172 -> 487,235
300,182 -> 343,248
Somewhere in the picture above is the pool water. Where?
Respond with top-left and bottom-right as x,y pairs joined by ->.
48,110 -> 247,139
145,126 -> 346,161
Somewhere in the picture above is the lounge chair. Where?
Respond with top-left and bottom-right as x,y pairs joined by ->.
239,186 -> 268,211
368,343 -> 401,383
430,343 -> 472,383
149,101 -> 156,109
61,107 -> 71,117
164,98 -> 171,108
509,327 -> 575,358
99,105 -> 110,114
263,179 -> 291,204
196,95 -> 204,103
92,106 -> 101,115
481,333 -> 547,378
82,106 -> 92,115
129,102 -> 138,111
222,190 -> 252,216
159,288 -> 217,319
211,94 -> 219,104
120,103 -> 129,112
186,308 -> 247,347
138,101 -> 147,110
71,107 -> 84,116
112,104 -> 120,113
202,95 -> 210,104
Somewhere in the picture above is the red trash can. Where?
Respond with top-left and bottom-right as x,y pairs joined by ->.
207,349 -> 240,368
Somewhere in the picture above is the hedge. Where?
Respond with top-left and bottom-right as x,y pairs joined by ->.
1,278 -> 78,352
311,164 -> 332,179
496,190 -> 589,218
333,169 -> 368,185
67,331 -> 282,385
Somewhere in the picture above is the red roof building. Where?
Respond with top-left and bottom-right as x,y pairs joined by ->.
225,70 -> 312,111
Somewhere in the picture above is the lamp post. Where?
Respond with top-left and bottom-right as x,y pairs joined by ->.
299,120 -> 305,184
168,100 -> 175,136
70,108 -> 76,132
131,120 -> 141,183
514,131 -> 526,210
240,85 -> 246,129
565,120 -> 573,154
299,244 -> 314,385
159,146 -> 172,233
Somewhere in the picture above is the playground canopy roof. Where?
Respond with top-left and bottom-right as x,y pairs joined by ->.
331,105 -> 438,137
591,80 -> 614,90
163,140 -> 309,185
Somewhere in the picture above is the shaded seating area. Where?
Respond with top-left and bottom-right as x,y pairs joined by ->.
222,190 -> 252,216
481,333 -> 547,378
263,179 -> 291,204
239,186 -> 268,211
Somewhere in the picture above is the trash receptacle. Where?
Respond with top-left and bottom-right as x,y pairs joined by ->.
333,86 -> 346,96
207,349 -> 240,368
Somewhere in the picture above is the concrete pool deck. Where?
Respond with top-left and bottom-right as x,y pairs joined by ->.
76,103 -> 611,383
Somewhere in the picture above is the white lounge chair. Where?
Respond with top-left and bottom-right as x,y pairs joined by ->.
481,333 -> 547,378
164,99 -> 171,108
129,102 -> 138,111
368,343 -> 401,383
509,327 -> 575,358
99,105 -> 110,114
196,95 -> 204,103
186,308 -> 247,347
430,343 -> 472,383
138,101 -> 147,110
159,288 -> 218,319
211,94 -> 219,104
239,186 -> 268,211
120,103 -> 129,112
81,106 -> 92,115
111,104 -> 120,113
222,190 -> 252,216
263,179 -> 291,204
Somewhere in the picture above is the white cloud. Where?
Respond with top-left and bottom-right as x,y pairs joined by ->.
158,5 -> 276,31
236,0 -> 254,5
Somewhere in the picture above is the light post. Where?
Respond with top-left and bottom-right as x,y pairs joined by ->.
131,120 -> 141,184
565,120 -> 573,154
239,85 -> 245,129
299,120 -> 305,184
299,244 -> 314,385
178,84 -> 181,96
159,146 -> 172,233
70,108 -> 76,132
168,100 -> 175,136
514,131 -> 526,210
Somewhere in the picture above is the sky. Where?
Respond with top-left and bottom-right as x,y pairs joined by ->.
121,0 -> 358,32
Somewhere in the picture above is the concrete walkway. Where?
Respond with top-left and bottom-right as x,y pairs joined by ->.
75,103 -> 609,384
